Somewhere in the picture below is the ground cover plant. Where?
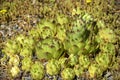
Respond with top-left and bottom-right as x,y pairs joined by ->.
0,0 -> 120,80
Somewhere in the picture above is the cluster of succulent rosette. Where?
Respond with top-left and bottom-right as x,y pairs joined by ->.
0,12 -> 118,80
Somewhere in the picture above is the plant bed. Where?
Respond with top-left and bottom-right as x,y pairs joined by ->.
0,0 -> 120,80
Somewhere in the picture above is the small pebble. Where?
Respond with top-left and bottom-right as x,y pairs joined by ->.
107,76 -> 113,80
105,72 -> 112,78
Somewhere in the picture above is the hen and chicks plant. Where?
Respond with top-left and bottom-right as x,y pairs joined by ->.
1,10 -> 118,79
46,59 -> 61,75
30,61 -> 45,80
61,68 -> 75,80
35,38 -> 63,60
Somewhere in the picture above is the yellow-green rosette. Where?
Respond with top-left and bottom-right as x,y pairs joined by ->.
68,54 -> 78,66
8,55 -> 20,66
79,54 -> 90,69
20,48 -> 32,57
59,57 -> 67,69
61,68 -> 75,80
30,61 -> 45,80
35,38 -> 63,60
100,43 -> 115,55
74,64 -> 84,77
22,57 -> 32,71
10,66 -> 20,77
3,40 -> 20,57
88,63 -> 103,78
46,59 -> 61,75
95,52 -> 111,69
97,28 -> 116,43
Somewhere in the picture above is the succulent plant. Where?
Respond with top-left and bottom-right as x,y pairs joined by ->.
2,40 -> 21,57
8,55 -> 20,66
63,14 -> 97,56
10,66 -> 20,77
0,1 -> 118,79
100,43 -> 115,55
28,28 -> 41,40
38,19 -> 56,39
74,64 -> 84,77
95,52 -> 111,69
30,61 -> 45,80
16,35 -> 35,49
46,59 -> 61,75
68,54 -> 78,66
96,28 -> 116,43
35,38 -> 63,60
59,57 -> 67,69
20,47 -> 32,57
88,63 -> 104,78
63,20 -> 86,55
61,68 -> 75,80
79,54 -> 90,69
22,37 -> 35,49
22,57 -> 32,71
